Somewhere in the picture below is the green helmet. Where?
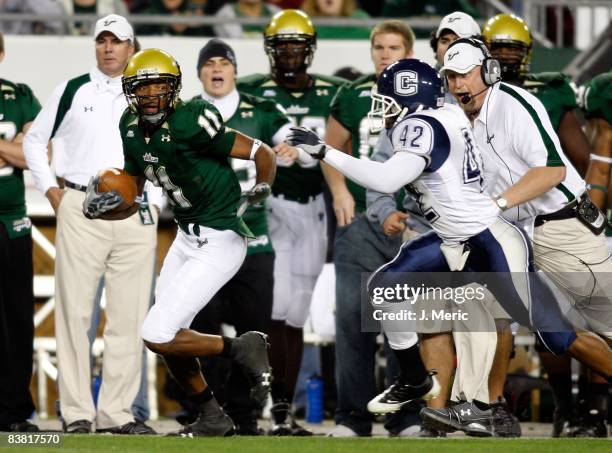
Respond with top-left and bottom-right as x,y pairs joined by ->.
483,14 -> 532,82
122,48 -> 182,124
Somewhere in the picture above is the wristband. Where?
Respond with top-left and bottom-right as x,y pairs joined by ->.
587,184 -> 609,193
590,154 -> 612,164
250,139 -> 262,160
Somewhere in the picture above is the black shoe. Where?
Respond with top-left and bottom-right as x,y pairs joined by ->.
367,371 -> 440,414
552,409 -> 571,438
168,400 -> 235,437
267,401 -> 312,436
96,420 -> 156,435
490,397 -> 521,438
420,393 -> 493,437
416,426 -> 447,438
235,423 -> 264,436
568,410 -> 608,438
1,421 -> 39,432
63,419 -> 92,434
231,332 -> 272,407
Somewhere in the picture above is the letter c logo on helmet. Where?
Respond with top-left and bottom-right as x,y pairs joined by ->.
394,71 -> 418,96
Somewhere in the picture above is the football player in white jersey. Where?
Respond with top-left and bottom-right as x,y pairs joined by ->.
287,58 -> 612,436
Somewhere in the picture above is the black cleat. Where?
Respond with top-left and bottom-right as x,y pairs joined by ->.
168,400 -> 235,437
1,421 -> 39,432
367,371 -> 440,414
416,426 -> 447,437
568,410 -> 608,438
63,419 -> 92,434
97,420 -> 156,435
267,402 -> 312,436
231,332 -> 272,407
491,397 -> 521,438
420,393 -> 493,437
552,409 -> 572,438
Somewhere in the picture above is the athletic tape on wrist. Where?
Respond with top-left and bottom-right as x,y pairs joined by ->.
590,154 -> 612,164
250,139 -> 262,160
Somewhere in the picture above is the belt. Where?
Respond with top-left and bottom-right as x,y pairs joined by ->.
272,191 -> 318,204
533,193 -> 585,227
64,180 -> 87,193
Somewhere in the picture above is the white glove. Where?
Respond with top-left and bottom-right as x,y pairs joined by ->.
82,176 -> 124,219
238,182 -> 271,216
285,126 -> 328,160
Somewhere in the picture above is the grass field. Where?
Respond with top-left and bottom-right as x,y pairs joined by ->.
3,436 -> 611,453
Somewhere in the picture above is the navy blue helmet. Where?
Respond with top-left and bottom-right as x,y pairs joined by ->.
368,58 -> 444,132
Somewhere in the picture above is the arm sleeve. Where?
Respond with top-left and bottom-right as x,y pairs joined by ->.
16,84 -> 42,123
324,147 -> 426,194
366,133 -> 403,225
22,81 -> 68,195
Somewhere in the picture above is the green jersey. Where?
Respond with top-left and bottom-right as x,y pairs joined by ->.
237,73 -> 346,201
193,91 -> 291,254
0,79 -> 41,236
329,73 -> 380,212
120,98 -> 252,238
524,72 -> 576,131
580,72 -> 612,124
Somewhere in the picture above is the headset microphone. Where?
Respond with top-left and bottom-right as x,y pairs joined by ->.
460,87 -> 489,104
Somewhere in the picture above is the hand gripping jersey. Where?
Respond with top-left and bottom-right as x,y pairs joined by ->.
389,103 -> 499,243
120,98 -> 252,238
0,80 -> 41,226
237,73 -> 345,201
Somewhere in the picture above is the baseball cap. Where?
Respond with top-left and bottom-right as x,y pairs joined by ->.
94,14 -> 134,42
435,11 -> 481,39
440,41 -> 485,74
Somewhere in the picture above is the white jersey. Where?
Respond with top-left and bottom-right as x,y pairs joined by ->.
473,82 -> 586,226
389,103 -> 499,243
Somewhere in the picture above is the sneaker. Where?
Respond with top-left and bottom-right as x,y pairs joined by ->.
231,332 -> 272,407
63,419 -> 92,434
391,424 -> 421,437
97,420 -> 156,435
568,410 -> 608,438
168,400 -> 235,437
367,371 -> 440,414
290,419 -> 313,436
420,393 -> 493,437
490,397 -> 521,438
235,421 -> 264,436
2,421 -> 39,432
552,409 -> 571,438
327,424 -> 359,437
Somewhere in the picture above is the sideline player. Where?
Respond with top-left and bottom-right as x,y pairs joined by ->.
237,9 -> 346,434
83,48 -> 276,437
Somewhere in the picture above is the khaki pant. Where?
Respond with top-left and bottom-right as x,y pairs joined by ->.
54,188 -> 157,428
533,217 -> 612,339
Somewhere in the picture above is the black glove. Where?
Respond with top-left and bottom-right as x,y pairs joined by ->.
82,176 -> 124,219
237,182 -> 271,216
285,126 -> 328,160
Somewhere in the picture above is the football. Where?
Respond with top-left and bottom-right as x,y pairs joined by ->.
96,168 -> 137,211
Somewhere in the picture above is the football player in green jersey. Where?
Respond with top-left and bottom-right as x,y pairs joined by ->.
574,71 -> 612,438
483,13 -> 591,176
483,14 -> 606,438
0,32 -> 42,433
84,48 -> 277,437
189,38 -> 298,435
237,9 -> 346,435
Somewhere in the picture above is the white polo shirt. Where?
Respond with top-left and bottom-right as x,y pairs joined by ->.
473,82 -> 585,225
23,66 -> 162,206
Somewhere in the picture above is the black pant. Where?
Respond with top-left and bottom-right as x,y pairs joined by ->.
192,252 -> 274,424
0,224 -> 34,427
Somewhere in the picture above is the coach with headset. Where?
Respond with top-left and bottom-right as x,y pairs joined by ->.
441,38 -> 612,350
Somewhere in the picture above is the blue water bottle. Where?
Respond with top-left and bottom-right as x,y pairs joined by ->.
92,374 -> 102,407
306,375 -> 323,424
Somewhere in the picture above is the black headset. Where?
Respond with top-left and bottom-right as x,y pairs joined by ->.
446,38 -> 501,86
